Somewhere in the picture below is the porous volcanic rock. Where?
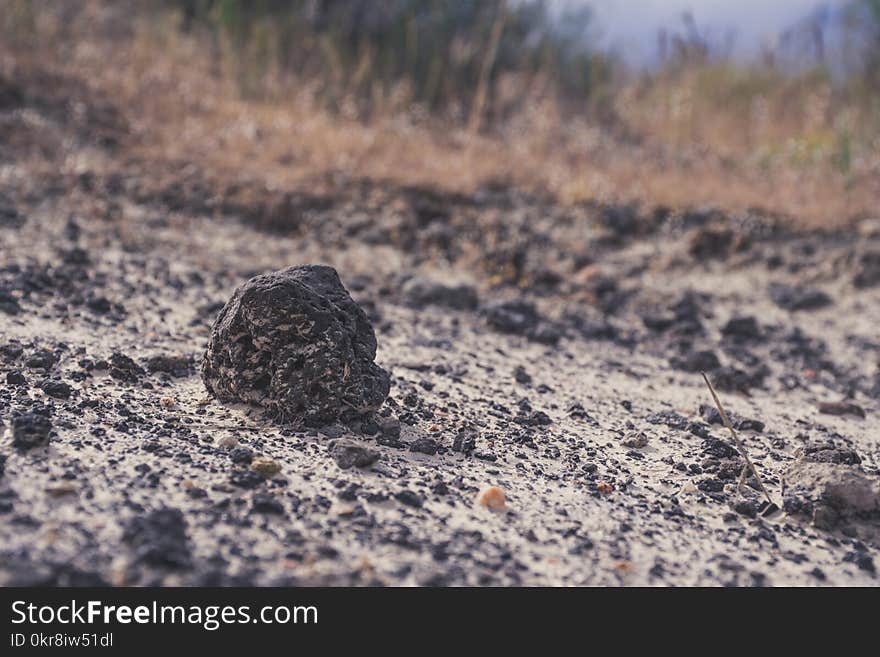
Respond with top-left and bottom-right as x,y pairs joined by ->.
202,265 -> 390,425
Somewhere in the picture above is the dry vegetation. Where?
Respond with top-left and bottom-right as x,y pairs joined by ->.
3,0 -> 879,226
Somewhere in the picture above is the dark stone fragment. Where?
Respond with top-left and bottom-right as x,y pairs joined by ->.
122,508 -> 192,569
144,353 -> 195,377
329,438 -> 380,469
817,401 -> 866,419
671,349 -> 720,373
482,299 -> 560,344
483,301 -> 540,335
0,288 -> 21,315
734,499 -> 758,518
409,437 -> 439,455
699,405 -> 764,432
229,447 -> 254,465
85,294 -> 113,314
646,410 -> 689,430
853,251 -> 880,289
855,552 -> 876,573
40,379 -> 72,399
6,370 -> 26,385
801,444 -> 862,465
721,316 -> 761,340
12,412 -> 52,449
516,410 -> 552,427
202,265 -> 390,426
698,478 -> 725,493
708,365 -> 767,393
452,431 -> 476,454
768,283 -> 832,311
230,470 -> 264,489
251,493 -> 285,515
378,417 -> 401,439
688,421 -> 711,438
688,225 -> 734,259
25,348 -> 58,370
109,352 -> 143,383
702,437 -> 739,459
402,277 -> 478,310
395,489 -> 423,508
514,366 -> 532,385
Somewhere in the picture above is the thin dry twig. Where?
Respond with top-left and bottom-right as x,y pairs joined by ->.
701,371 -> 773,505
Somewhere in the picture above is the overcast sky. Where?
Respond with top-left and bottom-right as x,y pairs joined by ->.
585,0 -> 848,64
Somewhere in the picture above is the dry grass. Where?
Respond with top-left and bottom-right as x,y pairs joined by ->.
4,1 -> 879,227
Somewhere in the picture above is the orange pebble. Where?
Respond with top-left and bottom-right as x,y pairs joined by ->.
597,481 -> 614,494
476,485 -> 506,510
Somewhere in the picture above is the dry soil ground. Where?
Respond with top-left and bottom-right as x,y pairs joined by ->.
1,65 -> 879,586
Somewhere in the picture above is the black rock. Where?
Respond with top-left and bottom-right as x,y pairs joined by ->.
482,300 -> 560,344
768,283 -> 832,311
202,265 -> 390,426
143,353 -> 195,377
817,401 -> 866,419
25,348 -> 58,370
40,379 -> 72,400
122,508 -> 192,569
853,251 -> 880,289
671,349 -> 720,373
378,417 -> 401,439
5,370 -> 26,385
688,225 -> 734,259
251,493 -> 285,515
702,436 -> 740,459
394,489 -> 423,508
452,431 -> 476,454
646,410 -> 689,430
697,478 -> 725,493
12,413 -> 52,450
402,277 -> 478,310
0,288 -> 21,315
109,352 -> 143,383
733,499 -> 759,518
409,437 -> 440,455
699,405 -> 764,432
514,366 -> 532,385
229,447 -> 254,465
801,443 -> 862,465
329,438 -> 380,469
721,316 -> 761,340
708,365 -> 767,393
516,410 -> 552,427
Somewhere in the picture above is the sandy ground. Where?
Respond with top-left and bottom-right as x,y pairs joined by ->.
1,67 -> 879,587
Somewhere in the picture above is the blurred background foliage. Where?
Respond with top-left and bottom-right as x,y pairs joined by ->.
1,0 -> 878,222
169,0 -> 613,125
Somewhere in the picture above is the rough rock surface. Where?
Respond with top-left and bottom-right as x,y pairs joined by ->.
783,445 -> 880,531
329,438 -> 381,469
202,265 -> 390,426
